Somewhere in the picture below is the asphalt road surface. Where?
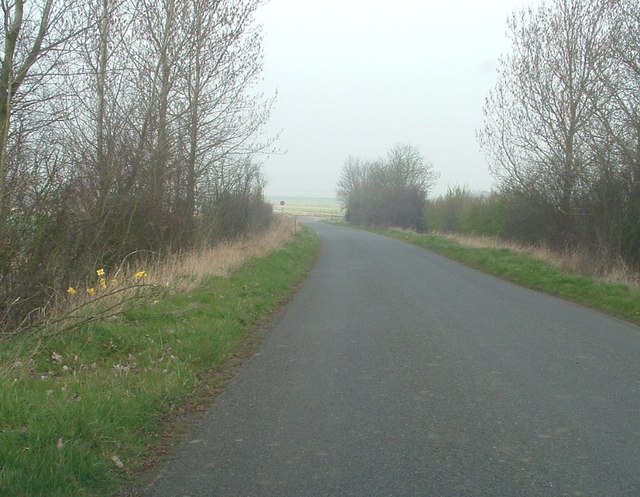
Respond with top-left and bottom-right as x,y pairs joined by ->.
145,221 -> 640,497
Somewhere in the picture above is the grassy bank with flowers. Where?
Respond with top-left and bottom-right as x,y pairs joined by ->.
0,220 -> 318,497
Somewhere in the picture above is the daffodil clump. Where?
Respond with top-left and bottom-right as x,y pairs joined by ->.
66,267 -> 147,300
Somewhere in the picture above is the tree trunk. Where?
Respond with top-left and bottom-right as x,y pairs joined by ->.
96,0 -> 110,205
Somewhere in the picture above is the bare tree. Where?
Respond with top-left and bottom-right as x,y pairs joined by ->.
479,0 -> 608,238
476,0 -> 640,264
178,0 -> 268,240
337,144 -> 437,229
0,0 -> 86,223
336,155 -> 367,209
386,143 -> 438,192
589,0 -> 640,259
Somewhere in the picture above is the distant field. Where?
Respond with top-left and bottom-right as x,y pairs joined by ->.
267,196 -> 343,218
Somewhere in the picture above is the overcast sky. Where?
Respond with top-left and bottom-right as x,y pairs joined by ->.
255,0 -> 534,198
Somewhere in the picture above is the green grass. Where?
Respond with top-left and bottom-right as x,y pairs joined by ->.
0,227 -> 318,497
267,196 -> 342,218
373,228 -> 640,326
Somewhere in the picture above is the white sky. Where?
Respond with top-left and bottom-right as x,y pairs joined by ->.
255,0 -> 533,198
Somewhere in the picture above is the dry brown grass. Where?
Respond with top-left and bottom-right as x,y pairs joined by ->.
150,217 -> 298,291
441,232 -> 640,288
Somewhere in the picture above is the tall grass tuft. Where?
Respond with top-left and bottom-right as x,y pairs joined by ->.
152,217 -> 298,288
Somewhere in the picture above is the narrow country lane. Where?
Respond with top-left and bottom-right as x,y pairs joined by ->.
145,220 -> 640,497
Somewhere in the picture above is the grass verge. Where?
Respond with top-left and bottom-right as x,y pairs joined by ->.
372,228 -> 640,326
0,227 -> 318,497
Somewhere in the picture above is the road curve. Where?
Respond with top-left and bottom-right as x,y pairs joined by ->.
145,221 -> 640,497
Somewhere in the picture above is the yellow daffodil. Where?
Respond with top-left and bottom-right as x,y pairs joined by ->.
67,287 -> 77,296
99,278 -> 107,289
87,287 -> 96,297
135,271 -> 147,280
96,268 -> 105,277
